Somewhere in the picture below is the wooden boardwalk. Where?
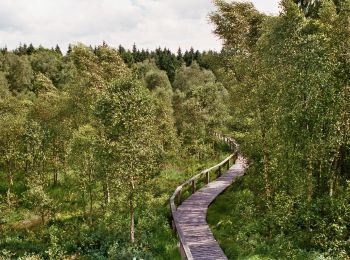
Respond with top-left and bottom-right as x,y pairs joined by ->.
173,155 -> 246,259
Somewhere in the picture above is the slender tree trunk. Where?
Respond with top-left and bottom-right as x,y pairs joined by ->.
53,171 -> 58,186
6,172 -> 13,208
53,153 -> 59,186
6,161 -> 14,208
89,189 -> 93,225
103,176 -> 111,206
263,152 -> 271,198
330,149 -> 341,197
53,142 -> 61,186
130,199 -> 135,243
307,156 -> 313,203
82,191 -> 87,220
329,175 -> 334,197
89,167 -> 93,226
53,153 -> 58,186
24,157 -> 29,177
318,160 -> 322,195
262,132 -> 271,207
41,211 -> 45,225
130,177 -> 135,244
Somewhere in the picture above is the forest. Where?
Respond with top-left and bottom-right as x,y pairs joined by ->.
0,0 -> 349,259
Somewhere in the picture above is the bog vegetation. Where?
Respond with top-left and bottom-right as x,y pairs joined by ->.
0,0 -> 349,259
0,39 -> 229,260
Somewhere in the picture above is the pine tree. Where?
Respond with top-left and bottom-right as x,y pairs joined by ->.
177,47 -> 183,61
27,44 -> 35,55
54,44 -> 62,55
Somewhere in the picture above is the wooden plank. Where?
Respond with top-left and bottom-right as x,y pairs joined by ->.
173,156 -> 246,260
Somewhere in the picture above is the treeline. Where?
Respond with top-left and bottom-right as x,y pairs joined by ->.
118,44 -> 218,80
1,43 -> 221,83
209,0 -> 350,258
0,42 -> 228,258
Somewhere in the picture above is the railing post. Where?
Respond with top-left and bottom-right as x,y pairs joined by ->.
206,171 -> 210,184
192,180 -> 196,194
178,190 -> 182,205
227,160 -> 230,170
218,166 -> 221,176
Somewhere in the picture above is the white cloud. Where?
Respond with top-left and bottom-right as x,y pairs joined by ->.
0,0 -> 280,53
247,0 -> 280,14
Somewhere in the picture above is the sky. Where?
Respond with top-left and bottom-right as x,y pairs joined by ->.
0,0 -> 280,53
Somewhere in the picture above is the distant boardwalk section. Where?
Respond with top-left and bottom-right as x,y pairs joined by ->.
170,136 -> 246,260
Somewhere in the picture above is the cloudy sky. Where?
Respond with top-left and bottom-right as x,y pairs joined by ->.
0,0 -> 280,52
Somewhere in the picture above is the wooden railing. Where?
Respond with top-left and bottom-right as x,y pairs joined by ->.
170,134 -> 239,259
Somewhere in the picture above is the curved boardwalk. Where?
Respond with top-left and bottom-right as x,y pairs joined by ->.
173,155 -> 246,259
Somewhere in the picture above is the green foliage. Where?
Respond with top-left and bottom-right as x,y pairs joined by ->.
118,44 -> 219,79
94,43 -> 129,83
134,63 -> 180,160
47,225 -> 66,259
68,125 -> 100,223
95,75 -> 162,243
0,52 -> 33,93
24,186 -> 53,225
30,48 -> 62,85
210,0 -> 266,52
145,69 -> 172,91
209,0 -> 350,258
2,2 -> 348,256
0,95 -> 28,207
173,62 -> 229,158
1,42 -> 218,259
0,72 -> 10,98
32,72 -> 56,95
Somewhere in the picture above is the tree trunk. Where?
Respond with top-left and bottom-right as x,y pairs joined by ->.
53,171 -> 58,186
103,176 -> 111,206
41,211 -> 45,225
263,151 -> 271,201
82,191 -> 87,220
307,156 -> 313,203
330,149 -> 341,197
262,132 -> 271,207
53,145 -> 60,186
6,162 -> 14,208
6,173 -> 13,208
53,153 -> 59,186
130,177 -> 135,244
130,199 -> 135,243
89,167 -> 93,226
89,189 -> 93,225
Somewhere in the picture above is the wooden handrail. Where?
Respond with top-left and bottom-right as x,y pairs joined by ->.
170,134 -> 239,259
